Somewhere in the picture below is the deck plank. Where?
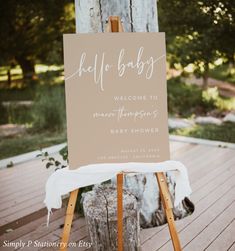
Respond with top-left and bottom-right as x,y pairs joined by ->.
140,157 -> 235,246
141,169 -> 235,250
184,202 -> 235,251
0,209 -> 66,243
0,140 -> 234,251
158,185 -> 235,251
205,220 -> 235,251
228,242 -> 235,251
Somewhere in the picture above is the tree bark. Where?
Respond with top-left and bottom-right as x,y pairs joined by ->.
75,0 -> 158,33
7,69 -> 11,86
202,74 -> 208,89
17,57 -> 35,80
83,185 -> 140,251
202,62 -> 209,89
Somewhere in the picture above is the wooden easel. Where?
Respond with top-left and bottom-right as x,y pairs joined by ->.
60,16 -> 182,251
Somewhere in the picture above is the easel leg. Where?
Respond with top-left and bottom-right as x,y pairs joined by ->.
155,172 -> 182,251
60,189 -> 79,251
117,173 -> 124,251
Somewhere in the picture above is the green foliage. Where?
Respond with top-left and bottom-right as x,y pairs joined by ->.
0,103 -> 8,124
209,63 -> 235,84
0,86 -> 36,101
0,67 -> 64,125
158,0 -> 235,84
170,122 -> 235,143
0,103 -> 33,125
202,87 -> 235,111
59,145 -> 68,161
32,86 -> 66,131
37,151 -> 66,170
167,77 -> 235,116
202,87 -> 220,109
167,77 -> 204,116
0,83 -> 35,124
38,143 -> 92,216
0,0 -> 75,79
215,96 -> 235,111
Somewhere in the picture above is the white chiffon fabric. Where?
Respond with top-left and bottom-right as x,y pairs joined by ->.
44,160 -> 192,216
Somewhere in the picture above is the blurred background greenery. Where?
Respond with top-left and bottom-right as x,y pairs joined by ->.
0,0 -> 234,159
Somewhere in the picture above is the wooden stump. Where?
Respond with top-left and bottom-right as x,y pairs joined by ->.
83,184 -> 140,251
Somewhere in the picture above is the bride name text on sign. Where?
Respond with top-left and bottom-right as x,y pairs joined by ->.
63,33 -> 169,169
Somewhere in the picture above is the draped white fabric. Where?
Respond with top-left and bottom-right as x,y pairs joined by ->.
44,160 -> 192,213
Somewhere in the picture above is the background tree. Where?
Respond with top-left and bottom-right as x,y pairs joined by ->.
0,0 -> 75,81
158,0 -> 235,87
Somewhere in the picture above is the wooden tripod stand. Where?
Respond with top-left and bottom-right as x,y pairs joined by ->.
60,16 -> 182,251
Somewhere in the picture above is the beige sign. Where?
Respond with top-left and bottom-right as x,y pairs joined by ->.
63,33 -> 169,169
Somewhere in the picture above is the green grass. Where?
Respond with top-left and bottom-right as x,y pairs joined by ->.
0,85 -> 66,126
167,77 -> 235,117
167,77 -> 205,116
0,104 -> 33,125
0,70 -> 64,102
0,65 -> 67,160
168,77 -> 235,143
0,131 -> 66,160
209,63 -> 235,84
170,122 -> 235,143
0,85 -> 37,101
32,85 -> 66,131
0,65 -> 65,125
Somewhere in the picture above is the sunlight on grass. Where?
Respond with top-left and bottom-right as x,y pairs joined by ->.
170,122 -> 235,143
52,75 -> 64,85
0,74 -> 23,82
11,67 -> 22,75
0,65 -> 63,82
216,97 -> 235,110
202,87 -> 235,111
209,64 -> 235,84
35,64 -> 63,74
0,75 -> 7,81
0,66 -> 23,81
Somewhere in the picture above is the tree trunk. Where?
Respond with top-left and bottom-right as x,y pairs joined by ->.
74,0 -> 193,229
83,185 -> 140,251
202,63 -> 209,89
17,57 -> 35,80
75,0 -> 158,33
202,74 -> 208,89
7,69 -> 11,86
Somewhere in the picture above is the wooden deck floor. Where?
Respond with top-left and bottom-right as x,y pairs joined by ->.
0,140 -> 235,250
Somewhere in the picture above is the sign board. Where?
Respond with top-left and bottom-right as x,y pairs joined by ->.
63,33 -> 169,169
